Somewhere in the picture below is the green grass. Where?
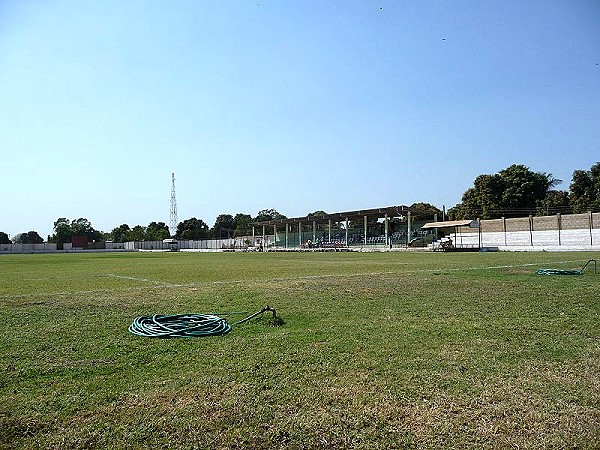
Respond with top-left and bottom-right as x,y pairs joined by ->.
1,251 -> 599,449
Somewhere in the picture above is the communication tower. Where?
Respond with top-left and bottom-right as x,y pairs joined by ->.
169,173 -> 177,237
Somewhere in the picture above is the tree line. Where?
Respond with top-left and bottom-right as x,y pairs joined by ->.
2,162 -> 598,244
448,162 -> 600,219
0,209 -> 287,244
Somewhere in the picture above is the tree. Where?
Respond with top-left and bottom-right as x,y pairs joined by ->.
71,218 -> 103,242
13,231 -> 44,244
569,162 -> 600,212
307,210 -> 327,219
50,218 -> 73,244
254,208 -> 287,222
409,203 -> 442,221
129,225 -> 146,241
449,164 -> 560,219
0,232 -> 10,244
110,224 -> 131,242
146,222 -> 170,241
211,214 -> 235,239
536,190 -> 570,215
498,165 -> 559,210
49,217 -> 103,243
233,213 -> 252,237
306,211 -> 330,231
253,209 -> 287,234
175,218 -> 209,240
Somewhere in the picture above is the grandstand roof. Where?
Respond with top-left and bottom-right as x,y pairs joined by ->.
253,205 -> 410,226
421,220 -> 476,229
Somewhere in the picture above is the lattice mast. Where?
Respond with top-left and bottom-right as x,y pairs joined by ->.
169,173 -> 178,237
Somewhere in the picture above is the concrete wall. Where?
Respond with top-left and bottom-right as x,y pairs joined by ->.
451,212 -> 600,251
0,243 -> 58,253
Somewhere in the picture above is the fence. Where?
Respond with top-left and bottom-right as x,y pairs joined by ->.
2,212 -> 598,254
0,243 -> 58,253
453,212 -> 600,250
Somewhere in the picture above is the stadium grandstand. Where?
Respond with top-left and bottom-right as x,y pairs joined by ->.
251,205 -> 439,250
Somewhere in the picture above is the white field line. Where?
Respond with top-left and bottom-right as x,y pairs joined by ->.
0,259 -> 590,300
106,273 -> 183,287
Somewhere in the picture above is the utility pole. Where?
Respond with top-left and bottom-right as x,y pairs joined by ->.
170,173 -> 177,237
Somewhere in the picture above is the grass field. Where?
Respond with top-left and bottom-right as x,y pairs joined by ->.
1,251 -> 599,449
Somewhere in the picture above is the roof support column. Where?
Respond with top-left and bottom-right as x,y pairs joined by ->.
313,220 -> 316,243
285,224 -> 289,249
384,214 -> 389,247
364,215 -> 368,246
299,222 -> 302,247
262,225 -> 266,251
345,218 -> 349,247
252,226 -> 255,246
274,225 -> 277,249
328,219 -> 332,243
407,211 -> 411,247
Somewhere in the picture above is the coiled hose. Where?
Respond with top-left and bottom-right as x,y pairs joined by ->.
128,306 -> 277,338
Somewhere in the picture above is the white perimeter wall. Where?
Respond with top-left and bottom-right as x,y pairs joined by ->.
452,222 -> 600,251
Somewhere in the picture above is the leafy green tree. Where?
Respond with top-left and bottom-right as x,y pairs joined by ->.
175,218 -> 209,240
13,231 -> 44,244
569,162 -> 600,212
110,224 -> 131,242
71,218 -> 103,242
449,164 -> 560,219
307,210 -> 327,219
50,218 -> 73,244
129,225 -> 146,241
49,217 -> 103,243
254,208 -> 287,222
253,209 -> 287,234
0,232 -> 10,244
211,214 -> 235,239
233,213 -> 252,237
306,211 -> 330,231
498,165 -> 560,210
146,222 -> 170,241
409,203 -> 442,221
536,190 -> 570,215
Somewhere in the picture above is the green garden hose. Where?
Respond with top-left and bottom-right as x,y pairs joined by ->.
536,268 -> 583,275
128,305 -> 278,338
537,259 -> 597,276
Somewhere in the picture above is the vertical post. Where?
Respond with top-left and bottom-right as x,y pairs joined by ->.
384,214 -> 389,247
503,217 -> 507,247
407,211 -> 411,246
252,226 -> 255,247
285,224 -> 289,249
590,211 -> 593,246
364,215 -> 368,246
313,220 -> 316,243
328,219 -> 332,243
345,218 -> 349,247
262,225 -> 266,251
557,213 -> 561,246
433,213 -> 438,242
299,222 -> 302,247
274,225 -> 277,249
478,218 -> 482,250
529,215 -> 533,246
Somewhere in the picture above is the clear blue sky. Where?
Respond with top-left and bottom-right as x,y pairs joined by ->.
1,1 -> 599,239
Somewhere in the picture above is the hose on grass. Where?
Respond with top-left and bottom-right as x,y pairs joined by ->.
128,305 -> 278,338
536,268 -> 584,275
537,259 -> 597,276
